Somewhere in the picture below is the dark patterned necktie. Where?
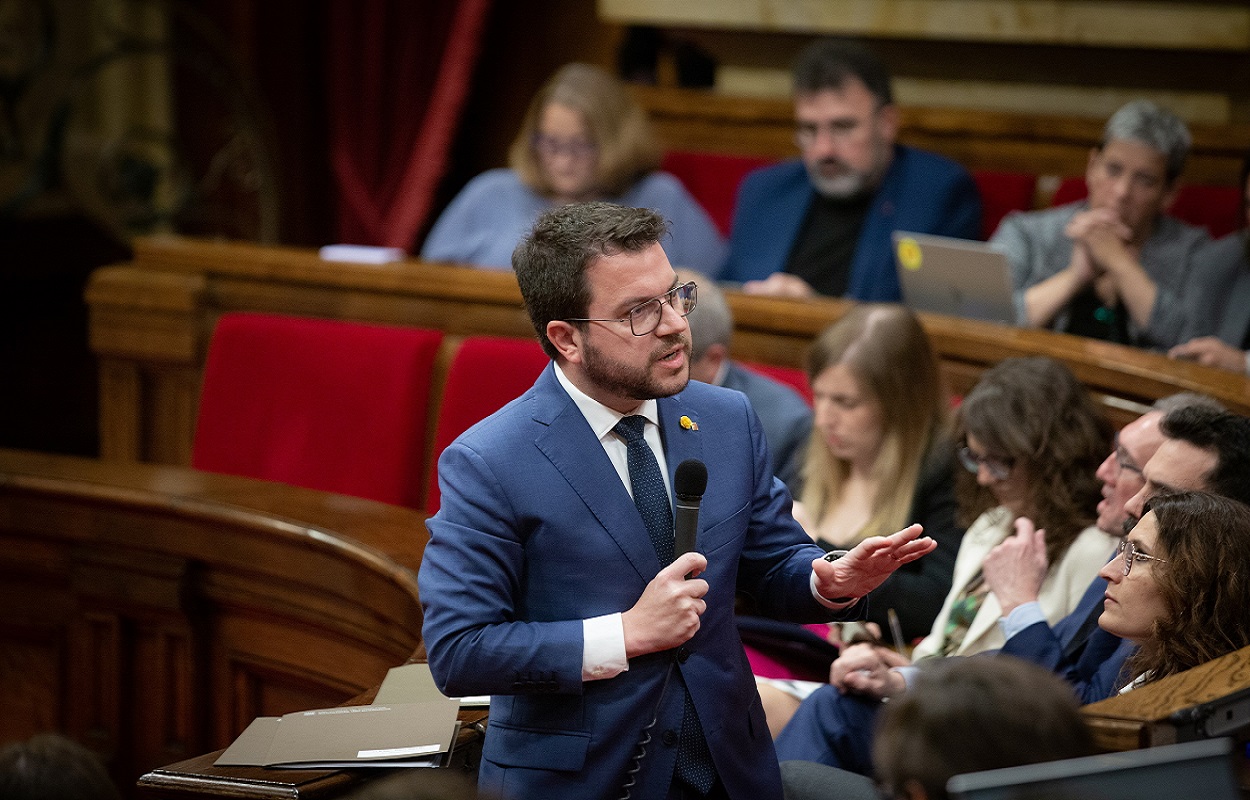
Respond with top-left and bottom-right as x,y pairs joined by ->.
613,415 -> 674,565
613,415 -> 715,794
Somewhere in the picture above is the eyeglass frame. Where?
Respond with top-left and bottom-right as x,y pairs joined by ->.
531,133 -> 597,161
1112,432 -> 1145,479
793,103 -> 887,149
563,281 -> 698,337
957,444 -> 1014,481
1115,537 -> 1168,577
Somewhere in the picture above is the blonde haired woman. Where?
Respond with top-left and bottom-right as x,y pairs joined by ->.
421,62 -> 724,272
795,303 -> 962,644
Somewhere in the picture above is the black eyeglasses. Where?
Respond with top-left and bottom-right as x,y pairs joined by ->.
531,134 -> 597,161
957,445 -> 1013,481
564,282 -> 697,337
1115,538 -> 1167,577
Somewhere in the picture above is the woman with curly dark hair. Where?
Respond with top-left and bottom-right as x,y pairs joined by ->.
1100,490 -> 1250,690
908,355 -> 1116,659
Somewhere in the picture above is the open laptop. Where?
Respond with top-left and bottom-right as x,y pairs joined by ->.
892,231 -> 1016,325
947,737 -> 1242,800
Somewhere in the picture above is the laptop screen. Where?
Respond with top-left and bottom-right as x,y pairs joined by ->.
893,231 -> 1016,325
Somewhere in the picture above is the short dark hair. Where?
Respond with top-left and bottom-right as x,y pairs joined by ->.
0,733 -> 122,800
512,202 -> 669,359
1159,406 -> 1250,506
873,657 -> 1094,800
792,39 -> 893,106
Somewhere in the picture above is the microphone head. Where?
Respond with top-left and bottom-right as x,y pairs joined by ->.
675,459 -> 708,500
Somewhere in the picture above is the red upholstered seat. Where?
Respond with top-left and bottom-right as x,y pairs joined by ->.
972,170 -> 1038,239
425,335 -> 551,513
740,361 -> 813,406
661,150 -> 776,236
192,313 -> 443,508
1050,177 -> 1243,238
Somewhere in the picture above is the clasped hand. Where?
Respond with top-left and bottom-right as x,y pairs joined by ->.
830,642 -> 909,699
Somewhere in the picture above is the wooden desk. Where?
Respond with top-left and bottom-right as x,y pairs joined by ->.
86,236 -> 1250,472
1083,645 -> 1250,752
0,449 -> 438,797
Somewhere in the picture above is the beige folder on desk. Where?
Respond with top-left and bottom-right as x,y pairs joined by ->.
216,664 -> 459,768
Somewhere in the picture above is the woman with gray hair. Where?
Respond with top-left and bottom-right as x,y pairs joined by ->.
992,99 -> 1210,349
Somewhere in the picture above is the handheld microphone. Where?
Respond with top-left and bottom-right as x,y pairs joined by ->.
673,459 -> 708,562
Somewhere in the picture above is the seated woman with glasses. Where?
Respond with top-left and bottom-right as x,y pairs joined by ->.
420,63 -> 725,273
1101,490 -> 1250,692
770,356 -> 1118,768
749,304 -> 964,731
778,490 -> 1250,800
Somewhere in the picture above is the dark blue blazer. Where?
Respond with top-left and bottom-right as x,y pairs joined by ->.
999,574 -> 1136,703
419,364 -> 843,800
722,146 -> 982,300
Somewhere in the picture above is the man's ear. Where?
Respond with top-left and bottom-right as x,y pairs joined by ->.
546,320 -> 582,364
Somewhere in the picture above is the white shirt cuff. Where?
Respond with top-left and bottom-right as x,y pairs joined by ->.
583,612 -> 629,681
1000,600 -> 1047,640
810,570 -> 860,610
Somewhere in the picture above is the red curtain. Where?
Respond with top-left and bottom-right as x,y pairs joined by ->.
327,0 -> 492,249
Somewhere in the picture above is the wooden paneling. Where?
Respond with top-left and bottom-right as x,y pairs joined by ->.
633,85 -> 1250,187
0,449 -> 430,796
599,0 -> 1250,51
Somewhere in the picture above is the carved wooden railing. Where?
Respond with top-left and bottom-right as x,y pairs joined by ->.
0,448 -> 446,798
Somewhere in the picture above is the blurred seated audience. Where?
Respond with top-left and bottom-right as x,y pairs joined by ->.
768,356 -> 1116,743
772,403 -> 1250,777
420,63 -> 725,273
1170,151 -> 1250,373
779,656 -> 1096,800
680,269 -> 812,488
993,100 -> 1210,349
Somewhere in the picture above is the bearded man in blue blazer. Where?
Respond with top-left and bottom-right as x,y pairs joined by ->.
418,202 -> 935,800
722,39 -> 981,301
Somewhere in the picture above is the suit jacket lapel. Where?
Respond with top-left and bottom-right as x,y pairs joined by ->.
658,394 -> 706,495
530,365 -> 663,580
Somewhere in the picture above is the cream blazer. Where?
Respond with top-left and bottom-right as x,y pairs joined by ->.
911,506 -> 1118,660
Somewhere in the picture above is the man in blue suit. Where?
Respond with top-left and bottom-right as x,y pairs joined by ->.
417,202 -> 935,800
722,39 -> 981,301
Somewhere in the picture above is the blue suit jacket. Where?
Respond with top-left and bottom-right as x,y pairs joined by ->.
999,574 -> 1136,703
722,146 -> 982,300
418,364 -> 840,800
720,362 -> 812,490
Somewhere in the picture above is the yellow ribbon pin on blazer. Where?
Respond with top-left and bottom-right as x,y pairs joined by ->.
679,415 -> 698,431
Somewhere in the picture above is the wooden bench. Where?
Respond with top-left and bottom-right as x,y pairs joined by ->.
86,236 -> 1250,505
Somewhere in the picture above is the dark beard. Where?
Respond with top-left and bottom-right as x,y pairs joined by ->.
582,333 -> 691,403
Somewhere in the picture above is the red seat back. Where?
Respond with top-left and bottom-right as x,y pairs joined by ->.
1049,177 -> 1243,238
192,313 -> 443,508
972,170 -> 1038,239
661,150 -> 776,236
425,336 -> 551,513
